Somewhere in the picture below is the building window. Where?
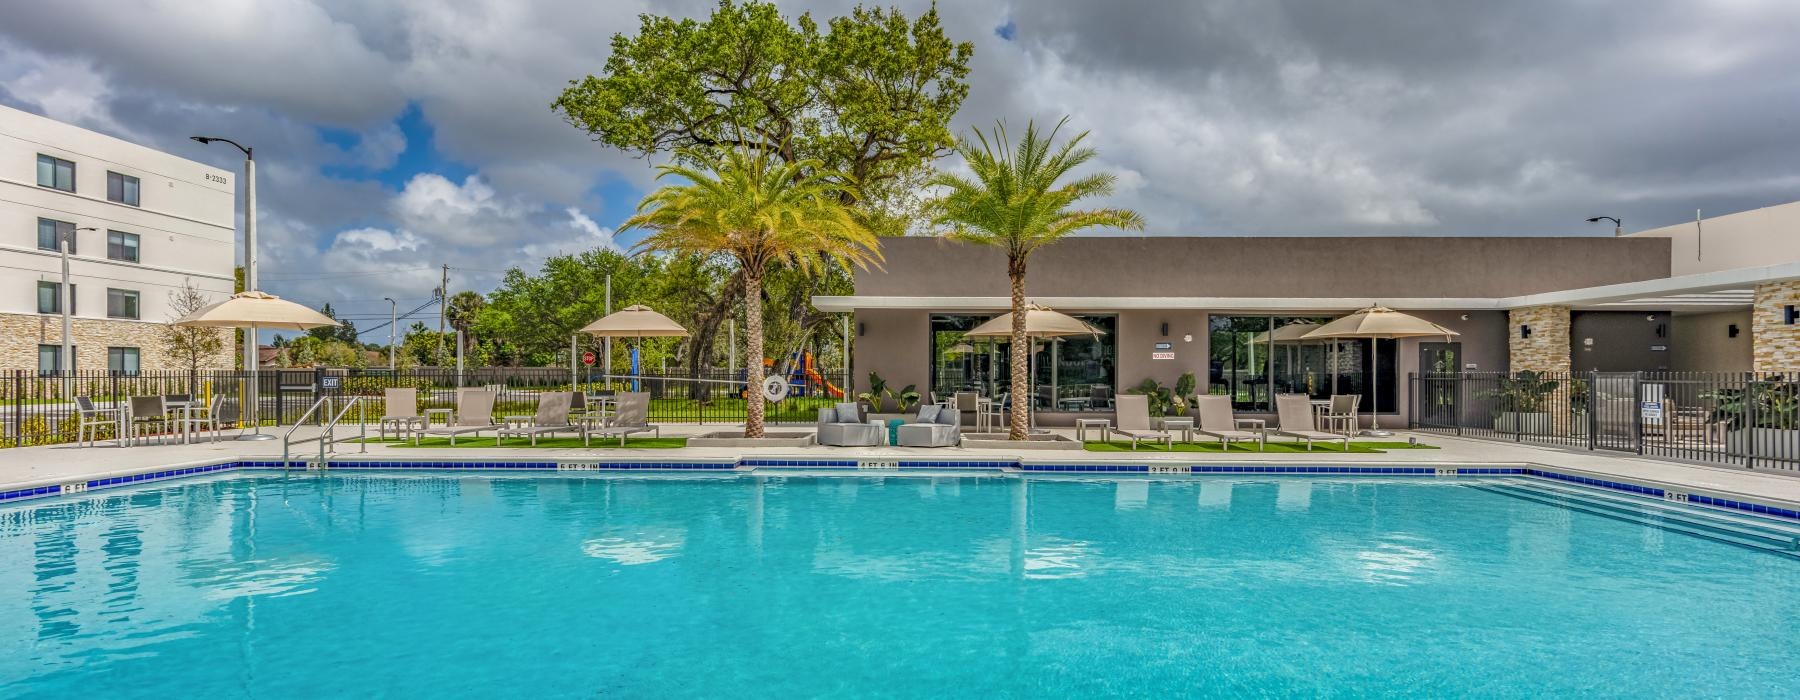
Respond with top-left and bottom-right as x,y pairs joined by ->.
38,281 -> 74,314
927,313 -> 1117,412
107,171 -> 140,206
37,218 -> 75,254
38,345 -> 74,376
37,154 -> 76,192
107,230 -> 140,262
107,288 -> 139,319
1208,315 -> 1395,413
107,347 -> 140,375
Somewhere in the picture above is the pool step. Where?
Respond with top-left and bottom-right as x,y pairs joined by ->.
1514,479 -> 1800,538
1471,481 -> 1800,556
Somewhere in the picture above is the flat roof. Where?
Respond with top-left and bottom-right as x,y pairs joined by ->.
813,260 -> 1800,314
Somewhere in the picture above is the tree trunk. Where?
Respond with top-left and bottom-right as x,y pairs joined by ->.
1008,255 -> 1030,440
744,268 -> 767,438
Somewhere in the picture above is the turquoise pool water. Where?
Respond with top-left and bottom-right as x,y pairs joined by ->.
2,473 -> 1797,697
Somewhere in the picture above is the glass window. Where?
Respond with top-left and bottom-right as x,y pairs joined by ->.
38,345 -> 74,376
38,281 -> 74,314
107,347 -> 140,375
37,154 -> 75,192
107,288 -> 139,319
107,171 -> 140,206
37,218 -> 75,254
1209,315 -> 1395,413
107,230 -> 140,262
928,313 -> 1116,412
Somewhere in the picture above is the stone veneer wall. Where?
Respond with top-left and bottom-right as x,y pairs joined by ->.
1752,280 -> 1800,372
1507,305 -> 1571,374
0,313 -> 234,373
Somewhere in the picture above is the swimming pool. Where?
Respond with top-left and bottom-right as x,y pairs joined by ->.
3,473 -> 1796,696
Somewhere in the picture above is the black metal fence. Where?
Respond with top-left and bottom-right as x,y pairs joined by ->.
1410,371 -> 1800,471
5,366 -> 850,448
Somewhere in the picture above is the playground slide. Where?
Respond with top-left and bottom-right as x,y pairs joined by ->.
807,366 -> 844,399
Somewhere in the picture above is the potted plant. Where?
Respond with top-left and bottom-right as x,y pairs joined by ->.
856,371 -> 920,420
1487,370 -> 1559,435
1711,381 -> 1800,457
1130,373 -> 1195,428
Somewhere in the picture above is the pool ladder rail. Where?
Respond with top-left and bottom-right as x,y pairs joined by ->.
1473,478 -> 1800,557
282,396 -> 367,470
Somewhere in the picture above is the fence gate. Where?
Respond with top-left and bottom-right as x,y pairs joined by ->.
1588,372 -> 1641,452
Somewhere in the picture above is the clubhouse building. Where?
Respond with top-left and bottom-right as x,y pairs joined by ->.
816,203 -> 1800,426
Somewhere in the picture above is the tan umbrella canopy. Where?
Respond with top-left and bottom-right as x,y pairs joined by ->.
1252,322 -> 1325,344
1302,306 -> 1459,435
172,291 -> 340,332
172,291 -> 338,440
963,304 -> 1105,339
579,305 -> 690,338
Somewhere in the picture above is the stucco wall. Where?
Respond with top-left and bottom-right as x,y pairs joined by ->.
1671,310 -> 1753,372
1113,309 -> 1208,393
1570,311 -> 1672,372
859,236 -> 1670,298
1627,200 -> 1800,276
849,308 -> 927,399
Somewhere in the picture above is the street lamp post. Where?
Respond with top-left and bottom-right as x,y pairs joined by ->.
64,226 -> 100,376
1586,216 -> 1623,237
384,297 -> 397,369
192,135 -> 271,439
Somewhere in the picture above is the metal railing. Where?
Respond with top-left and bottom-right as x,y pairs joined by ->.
282,395 -> 367,468
1409,371 -> 1800,472
6,366 -> 847,449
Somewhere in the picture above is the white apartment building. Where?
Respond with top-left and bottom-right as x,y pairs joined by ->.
0,105 -> 236,374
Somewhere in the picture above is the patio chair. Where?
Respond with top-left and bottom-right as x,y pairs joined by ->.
1271,394 -> 1351,451
1321,394 -> 1361,436
590,392 -> 659,446
897,404 -> 961,447
817,401 -> 882,447
954,392 -> 982,431
177,395 -> 223,443
1192,395 -> 1264,451
127,395 -> 169,446
75,396 -> 122,447
379,388 -> 427,440
416,390 -> 501,445
498,392 -> 586,446
1108,394 -> 1172,450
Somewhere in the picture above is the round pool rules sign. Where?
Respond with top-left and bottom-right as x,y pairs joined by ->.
581,351 -> 596,366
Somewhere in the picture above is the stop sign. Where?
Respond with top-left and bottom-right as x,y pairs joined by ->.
581,351 -> 596,365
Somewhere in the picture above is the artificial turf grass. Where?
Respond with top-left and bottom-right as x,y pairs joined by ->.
1081,440 -> 1436,453
356,436 -> 689,449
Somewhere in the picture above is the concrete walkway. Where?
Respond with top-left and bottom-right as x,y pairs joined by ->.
4,424 -> 1799,511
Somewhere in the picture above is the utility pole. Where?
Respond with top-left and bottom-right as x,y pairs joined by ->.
436,264 -> 448,366
384,297 -> 397,369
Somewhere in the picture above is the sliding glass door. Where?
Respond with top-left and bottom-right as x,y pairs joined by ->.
1208,315 -> 1395,412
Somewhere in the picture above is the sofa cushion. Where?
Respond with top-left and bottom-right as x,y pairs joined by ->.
916,405 -> 941,423
833,402 -> 861,424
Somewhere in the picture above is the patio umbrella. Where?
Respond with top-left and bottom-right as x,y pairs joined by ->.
172,291 -> 340,440
964,304 -> 1105,427
580,305 -> 690,390
1302,306 -> 1458,436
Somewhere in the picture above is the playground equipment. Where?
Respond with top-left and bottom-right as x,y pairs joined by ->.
742,353 -> 844,399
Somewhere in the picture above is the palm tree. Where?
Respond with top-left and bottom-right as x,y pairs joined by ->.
446,291 -> 485,353
623,146 -> 880,437
930,118 -> 1144,440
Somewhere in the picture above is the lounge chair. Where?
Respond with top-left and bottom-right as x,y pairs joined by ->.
498,392 -> 585,446
590,392 -> 659,446
379,388 -> 428,440
817,401 -> 882,447
1192,395 -> 1264,451
1320,394 -> 1360,435
897,404 -> 960,447
1108,394 -> 1172,450
1271,394 -> 1351,451
416,390 -> 501,445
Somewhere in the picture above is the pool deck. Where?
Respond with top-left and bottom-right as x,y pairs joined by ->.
4,425 -> 1799,515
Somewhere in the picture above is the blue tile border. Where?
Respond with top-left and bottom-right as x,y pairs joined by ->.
2,457 -> 1797,522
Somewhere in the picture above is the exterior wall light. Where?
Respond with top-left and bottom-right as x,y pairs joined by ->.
1160,322 -> 1169,337
1519,325 -> 1532,338
1728,324 -> 1740,338
1787,305 -> 1798,325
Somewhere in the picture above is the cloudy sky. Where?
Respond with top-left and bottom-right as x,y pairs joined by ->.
4,0 -> 1798,333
